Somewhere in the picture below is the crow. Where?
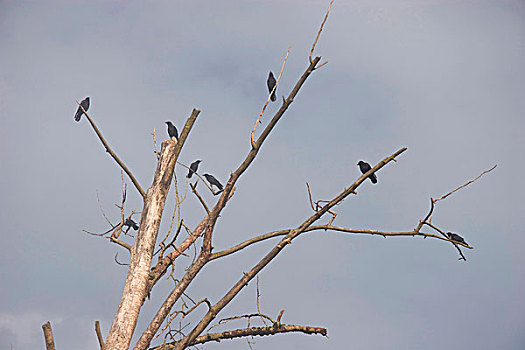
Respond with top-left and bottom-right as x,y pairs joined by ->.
165,121 -> 179,140
446,232 -> 468,245
124,218 -> 139,231
187,160 -> 202,179
74,97 -> 90,122
204,173 -> 223,190
267,71 -> 277,102
357,160 -> 377,184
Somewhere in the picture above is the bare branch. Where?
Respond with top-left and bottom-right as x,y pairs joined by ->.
152,127 -> 160,159
42,321 -> 56,350
190,182 -> 210,214
305,182 -> 338,225
136,60 -> 324,350
174,148 -> 406,350
209,221 -> 472,262
95,321 -> 105,349
422,222 -> 468,260
152,324 -> 327,349
434,164 -> 497,203
211,313 -> 276,330
110,236 -> 132,251
96,190 -> 113,226
76,100 -> 146,198
309,0 -> 334,64
256,275 -> 268,327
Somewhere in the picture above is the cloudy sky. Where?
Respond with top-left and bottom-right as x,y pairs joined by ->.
1,0 -> 524,349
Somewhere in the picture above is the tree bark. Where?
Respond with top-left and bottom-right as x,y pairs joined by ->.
104,109 -> 200,349
104,139 -> 178,349
42,321 -> 55,350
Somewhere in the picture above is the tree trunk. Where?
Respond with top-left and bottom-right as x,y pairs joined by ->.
104,139 -> 178,349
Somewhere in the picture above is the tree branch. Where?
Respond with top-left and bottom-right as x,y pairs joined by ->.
135,56 -> 323,350
42,321 -> 56,350
152,324 -> 327,349
309,0 -> 334,65
173,147 -> 406,350
190,182 -> 210,215
95,321 -> 105,349
434,164 -> 496,203
209,223 -> 472,262
76,101 -> 146,199
193,324 -> 327,345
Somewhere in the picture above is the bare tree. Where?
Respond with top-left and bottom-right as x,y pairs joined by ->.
43,1 -> 495,349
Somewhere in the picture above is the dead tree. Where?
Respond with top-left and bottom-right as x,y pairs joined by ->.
44,1 -> 495,349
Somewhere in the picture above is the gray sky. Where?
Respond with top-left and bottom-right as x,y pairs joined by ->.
1,0 -> 524,349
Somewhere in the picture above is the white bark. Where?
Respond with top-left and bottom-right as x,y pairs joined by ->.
104,139 -> 177,349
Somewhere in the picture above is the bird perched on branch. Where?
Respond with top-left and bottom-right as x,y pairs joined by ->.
165,121 -> 179,140
446,232 -> 468,245
267,71 -> 277,102
187,160 -> 202,179
203,173 -> 223,191
357,160 -> 377,184
74,97 -> 90,122
124,218 -> 139,231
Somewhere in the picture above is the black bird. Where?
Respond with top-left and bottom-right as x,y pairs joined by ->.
124,218 -> 139,231
267,71 -> 277,102
446,232 -> 468,245
74,97 -> 90,122
187,160 -> 202,179
165,121 -> 179,140
203,173 -> 223,190
357,160 -> 377,184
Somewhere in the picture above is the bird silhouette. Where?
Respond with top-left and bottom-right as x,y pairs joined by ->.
267,72 -> 277,102
187,160 -> 202,179
203,173 -> 223,190
124,218 -> 139,231
446,232 -> 468,245
357,160 -> 377,184
74,97 -> 90,122
165,121 -> 179,140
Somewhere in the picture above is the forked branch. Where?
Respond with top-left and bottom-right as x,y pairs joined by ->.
173,147 -> 406,350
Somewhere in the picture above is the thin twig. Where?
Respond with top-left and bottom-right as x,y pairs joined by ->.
152,127 -> 160,159
305,182 -> 338,224
309,0 -> 334,64
215,313 -> 275,328
95,321 -> 105,349
190,182 -> 210,214
434,164 -> 497,203
76,100 -> 146,198
256,274 -> 268,327
96,190 -> 113,226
